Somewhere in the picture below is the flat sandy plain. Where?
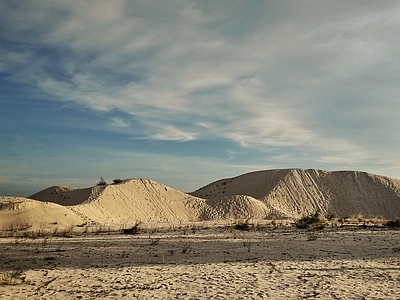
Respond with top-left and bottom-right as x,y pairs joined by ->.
1,223 -> 400,299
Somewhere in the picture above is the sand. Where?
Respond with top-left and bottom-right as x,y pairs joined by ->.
1,169 -> 396,232
191,169 -> 400,219
0,197 -> 84,230
1,169 -> 400,298
1,225 -> 400,299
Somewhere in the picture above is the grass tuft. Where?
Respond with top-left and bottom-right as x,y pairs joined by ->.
234,217 -> 251,231
122,222 -> 141,234
1,270 -> 25,285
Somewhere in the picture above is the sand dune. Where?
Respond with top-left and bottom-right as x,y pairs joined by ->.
70,179 -> 206,225
2,169 -> 400,299
191,169 -> 400,219
0,197 -> 84,230
1,168 -> 400,230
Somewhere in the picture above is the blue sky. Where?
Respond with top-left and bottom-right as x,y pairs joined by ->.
1,1 -> 400,196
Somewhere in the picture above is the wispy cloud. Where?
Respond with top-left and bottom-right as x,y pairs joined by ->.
152,126 -> 197,142
1,0 -> 400,193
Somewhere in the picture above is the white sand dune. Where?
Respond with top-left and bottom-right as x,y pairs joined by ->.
70,178 -> 206,225
191,169 -> 400,219
1,168 -> 400,230
0,197 -> 84,230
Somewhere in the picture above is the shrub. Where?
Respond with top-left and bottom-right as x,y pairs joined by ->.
357,214 -> 364,222
113,178 -> 123,184
295,212 -> 322,229
97,177 -> 107,186
1,270 -> 25,285
387,218 -> 400,228
234,217 -> 251,231
122,222 -> 141,234
181,241 -> 192,254
271,215 -> 277,226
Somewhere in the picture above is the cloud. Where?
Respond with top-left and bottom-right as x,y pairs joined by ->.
1,0 -> 400,180
152,126 -> 197,142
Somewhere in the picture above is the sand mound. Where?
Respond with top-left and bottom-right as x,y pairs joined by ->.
28,179 -> 271,225
191,169 -> 400,219
70,179 -> 207,225
6,169 -> 400,229
0,196 -> 84,230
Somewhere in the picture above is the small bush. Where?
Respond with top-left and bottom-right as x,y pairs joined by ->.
122,222 -> 141,234
181,241 -> 192,254
357,214 -> 364,222
271,215 -> 277,226
97,177 -> 107,186
112,178 -> 123,184
149,238 -> 160,246
1,270 -> 25,285
387,218 -> 400,227
234,217 -> 251,231
295,213 -> 319,229
295,212 -> 326,229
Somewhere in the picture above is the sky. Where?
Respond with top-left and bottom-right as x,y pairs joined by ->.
1,1 -> 400,196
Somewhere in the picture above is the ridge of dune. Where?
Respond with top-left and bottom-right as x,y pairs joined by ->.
0,196 -> 84,230
191,169 -> 400,219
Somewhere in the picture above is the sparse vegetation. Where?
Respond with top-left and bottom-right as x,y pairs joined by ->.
357,214 -> 364,222
97,177 -> 107,186
122,222 -> 141,234
294,212 -> 322,229
113,178 -> 123,184
1,270 -> 25,285
243,239 -> 251,252
181,241 -> 192,254
234,217 -> 252,231
149,237 -> 160,245
306,231 -> 318,241
387,218 -> 400,228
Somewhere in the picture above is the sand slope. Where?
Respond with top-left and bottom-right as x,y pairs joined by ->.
202,195 -> 272,220
191,169 -> 400,219
71,179 -> 207,225
0,197 -> 84,230
29,185 -> 105,206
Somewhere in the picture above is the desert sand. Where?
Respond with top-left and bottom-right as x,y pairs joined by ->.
1,169 -> 400,299
1,225 -> 400,299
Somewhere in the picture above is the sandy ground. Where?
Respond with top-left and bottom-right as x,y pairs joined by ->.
1,226 -> 400,299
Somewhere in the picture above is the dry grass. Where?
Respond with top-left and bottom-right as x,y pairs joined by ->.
294,213 -> 323,229
233,217 -> 252,231
122,222 -> 141,235
181,241 -> 192,254
2,216 -> 400,241
0,270 -> 25,286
